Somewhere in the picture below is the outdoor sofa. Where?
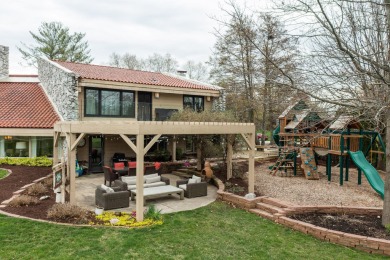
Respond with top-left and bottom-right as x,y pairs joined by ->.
115,173 -> 170,191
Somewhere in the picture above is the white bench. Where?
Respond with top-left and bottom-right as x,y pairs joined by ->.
130,185 -> 184,202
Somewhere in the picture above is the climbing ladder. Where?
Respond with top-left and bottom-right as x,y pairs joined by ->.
269,148 -> 295,175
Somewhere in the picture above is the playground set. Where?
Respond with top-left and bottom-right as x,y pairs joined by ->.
270,100 -> 386,199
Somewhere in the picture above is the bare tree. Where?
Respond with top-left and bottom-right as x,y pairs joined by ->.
182,60 -> 209,81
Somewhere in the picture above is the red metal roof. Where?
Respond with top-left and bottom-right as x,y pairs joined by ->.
0,82 -> 60,128
54,60 -> 219,91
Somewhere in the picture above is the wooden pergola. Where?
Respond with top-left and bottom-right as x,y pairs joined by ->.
53,121 -> 256,221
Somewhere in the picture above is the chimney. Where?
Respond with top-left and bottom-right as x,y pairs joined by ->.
177,70 -> 187,77
0,45 -> 9,79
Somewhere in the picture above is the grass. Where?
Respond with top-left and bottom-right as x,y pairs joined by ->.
0,202 -> 386,259
0,169 -> 8,179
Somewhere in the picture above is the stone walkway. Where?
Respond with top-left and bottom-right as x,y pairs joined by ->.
75,173 -> 218,214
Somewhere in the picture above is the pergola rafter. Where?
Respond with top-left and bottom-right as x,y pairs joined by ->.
53,121 -> 255,221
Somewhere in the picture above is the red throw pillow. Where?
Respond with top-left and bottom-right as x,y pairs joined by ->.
128,162 -> 137,168
154,162 -> 161,170
114,162 -> 125,169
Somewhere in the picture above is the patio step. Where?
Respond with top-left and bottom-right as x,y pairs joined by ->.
259,197 -> 294,208
256,202 -> 285,214
249,208 -> 275,221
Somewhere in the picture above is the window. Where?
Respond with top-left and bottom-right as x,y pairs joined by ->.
183,95 -> 204,112
4,137 -> 29,157
85,88 -> 135,117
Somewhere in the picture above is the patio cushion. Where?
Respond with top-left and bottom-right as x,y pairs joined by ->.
100,184 -> 114,193
178,184 -> 187,191
128,162 -> 137,168
188,178 -> 197,184
145,173 -> 159,178
192,175 -> 201,183
145,176 -> 161,184
114,162 -> 125,169
121,176 -> 136,185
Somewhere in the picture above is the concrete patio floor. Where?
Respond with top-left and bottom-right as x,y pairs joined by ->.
75,173 -> 218,214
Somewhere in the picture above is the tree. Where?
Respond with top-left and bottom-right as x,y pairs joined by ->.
143,53 -> 178,73
182,60 -> 209,81
18,21 -> 93,66
109,52 -> 142,70
272,0 -> 390,225
209,2 -> 299,144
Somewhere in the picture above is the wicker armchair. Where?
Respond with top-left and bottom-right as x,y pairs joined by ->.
176,179 -> 207,198
95,183 -> 129,210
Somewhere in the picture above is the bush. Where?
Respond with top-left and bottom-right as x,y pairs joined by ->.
9,195 -> 40,207
47,203 -> 88,223
25,183 -> 49,196
41,176 -> 54,189
0,156 -> 52,167
144,204 -> 162,221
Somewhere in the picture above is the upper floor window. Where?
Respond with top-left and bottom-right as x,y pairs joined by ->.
183,95 -> 204,112
85,88 -> 135,117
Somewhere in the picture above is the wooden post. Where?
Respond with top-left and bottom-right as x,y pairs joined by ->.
327,135 -> 332,182
136,134 -> 145,222
172,135 -> 177,162
226,135 -> 233,180
248,133 -> 255,193
69,133 -> 77,203
358,129 -> 363,185
196,136 -> 202,171
345,129 -> 350,181
340,134 -> 344,186
61,157 -> 66,203
53,132 -> 59,166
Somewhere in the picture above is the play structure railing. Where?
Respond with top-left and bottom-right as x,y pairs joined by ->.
312,135 -> 360,153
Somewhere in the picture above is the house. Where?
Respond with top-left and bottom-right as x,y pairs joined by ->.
36,58 -> 225,171
0,46 -> 60,158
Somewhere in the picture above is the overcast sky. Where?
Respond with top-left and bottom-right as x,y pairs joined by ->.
1,0 -> 273,74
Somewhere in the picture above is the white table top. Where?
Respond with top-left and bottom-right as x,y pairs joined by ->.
131,185 -> 183,196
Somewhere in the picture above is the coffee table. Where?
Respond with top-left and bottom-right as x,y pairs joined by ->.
130,185 -> 184,202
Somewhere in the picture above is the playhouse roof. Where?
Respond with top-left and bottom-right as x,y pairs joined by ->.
278,100 -> 309,119
328,115 -> 362,130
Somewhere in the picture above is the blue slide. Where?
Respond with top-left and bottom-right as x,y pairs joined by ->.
348,151 -> 384,199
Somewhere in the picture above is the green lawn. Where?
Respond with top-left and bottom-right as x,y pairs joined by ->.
0,202 -> 386,259
0,169 -> 8,179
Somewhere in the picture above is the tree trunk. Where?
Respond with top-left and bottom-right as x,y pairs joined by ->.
382,111 -> 390,225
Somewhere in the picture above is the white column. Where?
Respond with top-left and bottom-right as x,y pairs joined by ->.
31,137 -> 37,157
136,134 -> 145,222
0,137 -> 4,157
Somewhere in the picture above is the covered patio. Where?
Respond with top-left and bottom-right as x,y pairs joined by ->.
53,121 -> 255,221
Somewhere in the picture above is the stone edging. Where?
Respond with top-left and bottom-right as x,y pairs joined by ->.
218,191 -> 390,256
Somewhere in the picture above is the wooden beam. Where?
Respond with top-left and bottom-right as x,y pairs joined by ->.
70,133 -> 86,151
240,133 -> 255,150
69,133 -> 77,204
248,133 -> 255,193
54,131 -> 60,147
144,134 -> 162,155
120,134 -> 138,154
226,135 -> 233,180
136,134 -> 145,222
172,135 -> 177,162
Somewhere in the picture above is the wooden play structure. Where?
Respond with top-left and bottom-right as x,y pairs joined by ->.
270,100 -> 386,198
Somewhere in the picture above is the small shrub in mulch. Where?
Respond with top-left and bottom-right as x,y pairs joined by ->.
41,176 -> 53,189
47,203 -> 90,224
9,195 -> 40,207
25,183 -> 48,196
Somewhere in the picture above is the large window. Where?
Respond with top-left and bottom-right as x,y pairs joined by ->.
183,95 -> 204,112
85,88 -> 135,117
0,136 -> 54,158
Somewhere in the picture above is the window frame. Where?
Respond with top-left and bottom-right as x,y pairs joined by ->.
183,95 -> 204,112
84,87 -> 135,118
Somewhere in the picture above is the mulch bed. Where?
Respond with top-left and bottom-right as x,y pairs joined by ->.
292,213 -> 390,240
0,165 -> 55,220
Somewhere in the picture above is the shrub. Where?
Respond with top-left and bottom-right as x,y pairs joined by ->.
25,183 -> 49,196
144,204 -> 162,221
9,195 -> 40,207
47,203 -> 88,223
0,156 -> 52,167
41,176 -> 54,189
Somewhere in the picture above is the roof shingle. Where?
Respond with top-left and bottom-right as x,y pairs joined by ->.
0,82 -> 60,128
54,60 -> 219,91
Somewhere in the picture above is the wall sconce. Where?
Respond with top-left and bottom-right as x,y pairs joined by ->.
206,96 -> 211,102
154,92 -> 160,99
4,136 -> 12,140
